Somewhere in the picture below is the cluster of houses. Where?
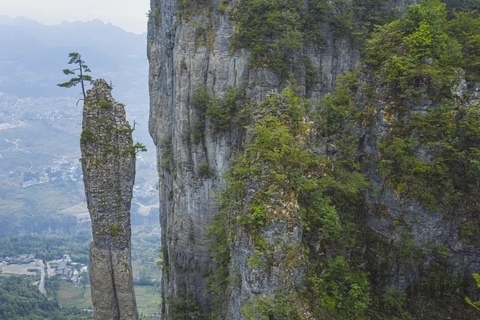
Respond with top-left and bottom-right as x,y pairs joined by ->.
48,254 -> 88,284
0,254 -> 88,284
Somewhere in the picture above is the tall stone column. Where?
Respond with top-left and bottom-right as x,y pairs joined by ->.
81,79 -> 138,320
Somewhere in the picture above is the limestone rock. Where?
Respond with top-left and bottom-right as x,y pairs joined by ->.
81,79 -> 137,320
147,0 -> 480,319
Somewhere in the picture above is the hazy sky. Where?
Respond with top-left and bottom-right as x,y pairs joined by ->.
1,0 -> 150,34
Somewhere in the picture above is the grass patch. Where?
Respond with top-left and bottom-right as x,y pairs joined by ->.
57,281 -> 161,315
57,282 -> 92,309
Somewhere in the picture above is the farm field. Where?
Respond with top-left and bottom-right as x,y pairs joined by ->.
57,281 -> 161,316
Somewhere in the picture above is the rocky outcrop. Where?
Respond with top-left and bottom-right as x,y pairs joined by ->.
148,0 -> 480,319
146,0 -> 409,318
81,79 -> 137,320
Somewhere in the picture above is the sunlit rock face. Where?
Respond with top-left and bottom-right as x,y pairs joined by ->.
81,79 -> 138,320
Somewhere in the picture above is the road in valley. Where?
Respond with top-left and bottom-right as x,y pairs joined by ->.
34,259 -> 46,295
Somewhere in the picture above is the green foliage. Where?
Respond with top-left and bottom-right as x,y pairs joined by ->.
204,2 -> 480,318
230,0 -> 398,71
191,87 -> 217,116
190,86 -> 243,144
245,204 -> 266,228
190,86 -> 215,141
133,142 -> 148,154
124,142 -> 147,156
198,161 -> 212,178
300,189 -> 341,243
0,233 -> 91,264
299,70 -> 373,318
446,0 -> 480,14
377,96 -> 480,219
246,255 -> 264,268
160,139 -> 174,173
241,292 -> 303,320
206,86 -> 316,315
446,10 -> 480,82
178,0 -> 211,20
206,86 -> 238,131
364,0 -> 463,99
307,256 -> 370,319
334,2 -> 480,318
57,52 -> 93,100
147,7 -> 162,25
109,224 -> 120,236
225,86 -> 314,231
80,129 -> 95,144
466,273 -> 480,312
99,100 -> 110,108
218,0 -> 229,14
205,208 -> 230,319
405,255 -> 475,318
205,83 -> 375,317
401,0 -> 447,33
168,292 -> 202,320
231,0 -> 303,70
0,276 -> 91,319
361,1 -> 480,224
317,71 -> 360,137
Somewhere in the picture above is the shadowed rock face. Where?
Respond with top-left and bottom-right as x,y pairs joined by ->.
146,0 -> 370,318
146,0 -> 370,317
148,1 -> 480,319
81,79 -> 138,320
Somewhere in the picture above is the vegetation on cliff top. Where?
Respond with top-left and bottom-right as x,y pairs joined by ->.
366,0 -> 480,242
205,0 -> 480,318
153,0 -> 480,318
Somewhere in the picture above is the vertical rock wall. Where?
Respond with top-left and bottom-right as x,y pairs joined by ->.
148,1 -> 243,316
147,1 -> 361,318
147,0 -> 417,319
81,79 -> 138,320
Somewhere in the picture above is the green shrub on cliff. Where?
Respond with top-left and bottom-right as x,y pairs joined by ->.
231,0 -> 303,70
198,0 -> 480,318
446,10 -> 480,82
364,0 -> 480,231
365,0 -> 463,99
207,84 -> 371,318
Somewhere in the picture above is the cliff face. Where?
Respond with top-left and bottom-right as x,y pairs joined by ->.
81,79 -> 138,320
147,0 -> 370,315
148,0 -> 480,319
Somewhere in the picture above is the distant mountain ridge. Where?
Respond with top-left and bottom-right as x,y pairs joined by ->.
0,16 -> 147,100
0,17 -> 157,236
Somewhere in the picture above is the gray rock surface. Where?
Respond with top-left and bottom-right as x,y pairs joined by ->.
146,0 -> 360,312
147,0 -> 480,319
359,82 -> 480,289
81,79 -> 138,320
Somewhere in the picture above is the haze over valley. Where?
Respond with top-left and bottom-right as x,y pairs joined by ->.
0,16 -> 160,319
0,16 -> 158,235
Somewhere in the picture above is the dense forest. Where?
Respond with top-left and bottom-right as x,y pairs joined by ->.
0,232 -> 91,264
0,276 -> 91,319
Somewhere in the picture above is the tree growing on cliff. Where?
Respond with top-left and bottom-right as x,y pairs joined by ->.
58,52 -> 93,101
